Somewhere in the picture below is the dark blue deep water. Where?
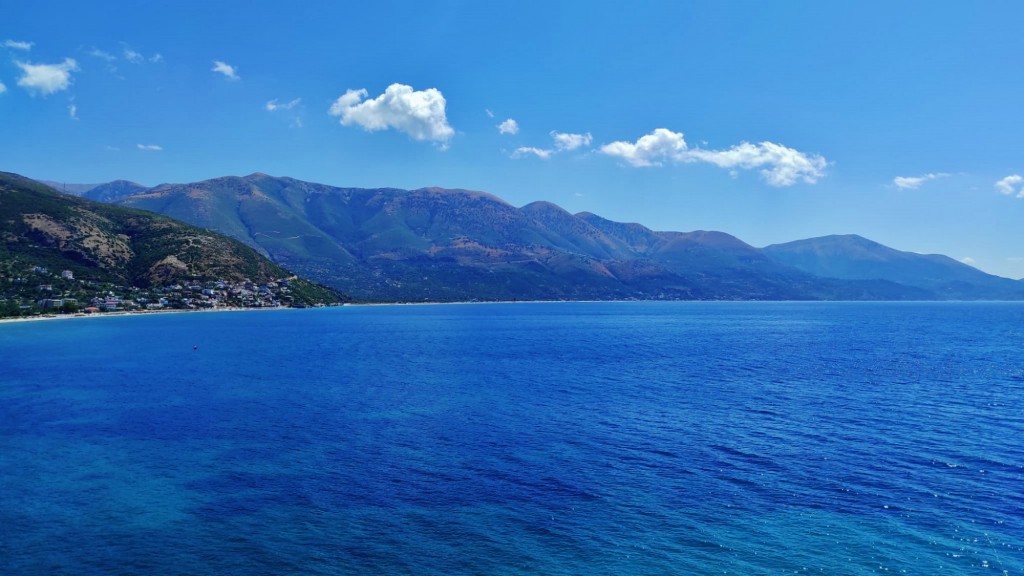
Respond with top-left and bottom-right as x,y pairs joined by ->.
2,302 -> 1023,574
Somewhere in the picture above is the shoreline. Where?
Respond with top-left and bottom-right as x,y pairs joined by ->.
3,298 -> 1019,325
0,305 -> 301,325
0,301 -> 542,324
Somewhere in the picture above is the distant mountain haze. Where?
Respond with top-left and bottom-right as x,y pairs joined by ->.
37,179 -> 149,202
38,173 -> 1024,301
762,235 -> 1024,300
82,180 -> 149,203
38,180 -> 99,196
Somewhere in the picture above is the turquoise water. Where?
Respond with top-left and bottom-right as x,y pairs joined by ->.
1,302 -> 1023,574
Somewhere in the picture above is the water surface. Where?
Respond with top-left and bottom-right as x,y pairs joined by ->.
2,302 -> 1022,574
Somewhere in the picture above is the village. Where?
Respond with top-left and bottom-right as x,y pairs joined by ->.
0,263 -> 320,318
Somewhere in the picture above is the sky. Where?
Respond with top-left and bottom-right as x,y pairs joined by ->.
3,1 -> 1023,278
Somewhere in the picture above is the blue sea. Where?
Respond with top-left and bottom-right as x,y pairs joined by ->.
1,302 -> 1022,574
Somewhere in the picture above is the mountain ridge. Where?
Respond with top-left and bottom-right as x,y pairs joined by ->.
36,173 -> 1024,301
762,234 -> 1022,299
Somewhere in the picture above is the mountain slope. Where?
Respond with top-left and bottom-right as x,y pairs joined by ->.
109,175 -> 618,300
574,212 -> 918,300
82,180 -> 149,203
38,180 -> 98,196
1,171 -> 345,305
763,235 -> 1024,299
84,172 -> 952,301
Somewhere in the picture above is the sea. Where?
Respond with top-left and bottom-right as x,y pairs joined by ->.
1,302 -> 1022,575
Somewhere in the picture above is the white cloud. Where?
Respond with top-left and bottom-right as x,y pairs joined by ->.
551,131 -> 592,151
498,118 -> 519,135
485,109 -> 495,118
90,46 -> 160,66
15,58 -> 78,95
137,144 -> 163,151
599,128 -> 688,167
960,256 -> 976,267
512,147 -> 554,160
600,128 -> 827,186
329,89 -> 366,115
88,48 -> 116,61
4,39 -> 33,51
511,130 -> 593,160
995,174 -> 1024,198
124,47 -> 144,64
211,60 -> 239,80
686,142 -> 827,186
893,172 -> 949,190
68,103 -> 78,120
328,83 -> 454,144
266,98 -> 301,111
0,81 -> 6,94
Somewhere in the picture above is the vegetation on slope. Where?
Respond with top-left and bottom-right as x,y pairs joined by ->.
47,172 -> 1024,301
1,172 -> 346,317
107,173 -> 939,301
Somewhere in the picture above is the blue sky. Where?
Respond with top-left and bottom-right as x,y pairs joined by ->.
3,1 -> 1023,278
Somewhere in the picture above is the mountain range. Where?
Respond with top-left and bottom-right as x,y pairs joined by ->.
1,171 -> 344,305
763,235 -> 1024,300
35,173 -> 1024,301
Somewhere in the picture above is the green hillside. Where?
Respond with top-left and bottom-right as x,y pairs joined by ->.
1,172 -> 345,317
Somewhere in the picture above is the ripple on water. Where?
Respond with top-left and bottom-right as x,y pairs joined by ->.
1,302 -> 1023,574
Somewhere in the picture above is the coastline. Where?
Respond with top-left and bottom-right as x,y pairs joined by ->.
0,300 -> 588,325
4,299 -> 1017,326
0,300 -> 543,325
0,305 -> 302,325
